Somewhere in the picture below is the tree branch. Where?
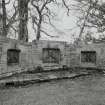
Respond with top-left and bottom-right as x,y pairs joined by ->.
41,29 -> 59,38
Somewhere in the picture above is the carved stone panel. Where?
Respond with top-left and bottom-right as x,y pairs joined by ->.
43,48 -> 61,64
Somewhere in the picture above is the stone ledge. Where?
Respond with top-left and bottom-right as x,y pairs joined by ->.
0,71 -> 90,88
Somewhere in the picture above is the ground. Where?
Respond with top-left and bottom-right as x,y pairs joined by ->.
0,73 -> 105,105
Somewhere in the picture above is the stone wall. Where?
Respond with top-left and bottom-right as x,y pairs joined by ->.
69,42 -> 105,69
0,37 -> 32,75
31,40 -> 68,68
2,36 -> 105,75
0,37 -> 69,75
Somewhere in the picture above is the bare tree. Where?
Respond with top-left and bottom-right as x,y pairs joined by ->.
74,0 -> 105,39
30,0 -> 70,40
1,0 -> 70,41
1,0 -> 18,37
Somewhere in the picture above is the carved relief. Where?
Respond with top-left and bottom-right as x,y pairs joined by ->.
43,48 -> 61,63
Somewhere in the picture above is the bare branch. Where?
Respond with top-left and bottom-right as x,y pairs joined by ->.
78,4 -> 91,38
30,0 -> 71,40
6,4 -> 18,33
31,0 -> 41,15
62,0 -> 70,15
41,29 -> 59,38
5,0 -> 10,5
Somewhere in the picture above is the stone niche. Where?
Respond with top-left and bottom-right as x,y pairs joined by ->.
81,51 -> 96,64
42,48 -> 61,64
7,49 -> 21,66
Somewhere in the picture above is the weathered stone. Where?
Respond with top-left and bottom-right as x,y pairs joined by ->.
1,37 -> 105,76
0,37 -> 69,75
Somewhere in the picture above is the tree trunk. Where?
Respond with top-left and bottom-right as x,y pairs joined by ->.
2,0 -> 7,36
36,16 -> 42,40
18,0 -> 28,42
36,23 -> 41,40
0,1 -> 2,35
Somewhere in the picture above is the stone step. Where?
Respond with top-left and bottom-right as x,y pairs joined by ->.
0,71 -> 90,88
